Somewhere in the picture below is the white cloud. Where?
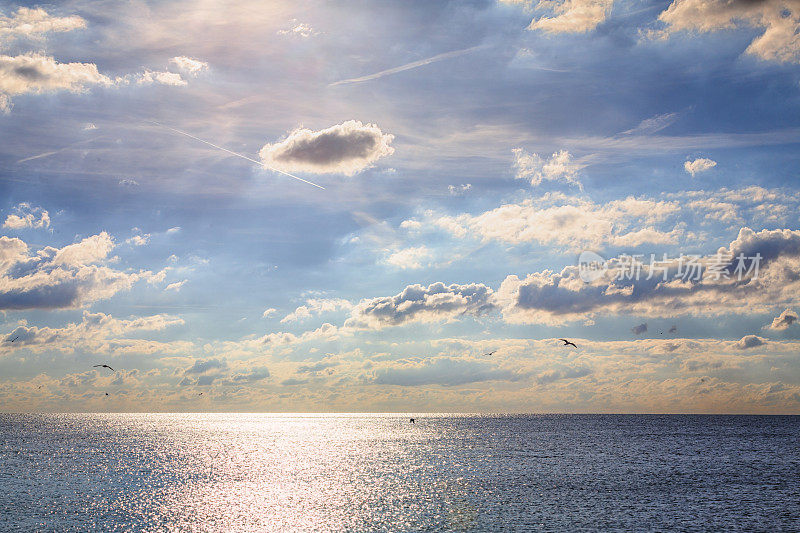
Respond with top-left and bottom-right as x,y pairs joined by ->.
432,194 -> 681,250
0,53 -> 112,97
169,56 -> 208,75
0,7 -> 85,43
654,0 -> 800,64
281,298 -> 353,323
263,308 -> 277,318
126,233 -> 150,246
277,22 -> 318,38
165,279 -> 188,292
0,232 -> 164,310
259,121 -> 394,176
136,70 -> 187,86
526,0 -> 615,34
383,246 -> 431,270
621,112 -> 678,135
448,183 -> 472,195
767,308 -> 798,331
684,157 -> 717,176
512,148 -> 583,188
3,203 -> 50,229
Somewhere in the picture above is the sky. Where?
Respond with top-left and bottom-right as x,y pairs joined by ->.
1,0 -> 800,413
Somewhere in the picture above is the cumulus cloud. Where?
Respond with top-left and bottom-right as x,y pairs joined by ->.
3,203 -> 50,229
512,148 -> 583,188
0,232 -> 164,310
345,282 -> 494,329
165,279 -> 187,292
523,0 -> 615,33
0,53 -> 112,97
383,246 -> 431,270
767,308 -> 798,331
653,0 -> 800,63
534,364 -> 592,384
432,194 -> 682,250
135,70 -> 187,86
495,226 -> 800,325
0,310 -> 185,356
280,298 -> 353,323
0,7 -> 85,43
685,157 -> 717,176
372,356 -> 520,386
169,56 -> 208,75
259,121 -> 394,176
735,335 -> 766,350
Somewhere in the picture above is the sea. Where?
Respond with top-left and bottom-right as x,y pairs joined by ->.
1,414 -> 798,532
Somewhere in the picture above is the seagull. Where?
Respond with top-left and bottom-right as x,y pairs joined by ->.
558,339 -> 577,348
484,350 -> 497,356
7,336 -> 19,342
105,392 -> 109,396
409,418 -> 415,424
93,364 -> 115,372
198,392 -> 203,396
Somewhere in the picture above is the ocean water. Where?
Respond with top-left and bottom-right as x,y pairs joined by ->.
1,414 -> 798,532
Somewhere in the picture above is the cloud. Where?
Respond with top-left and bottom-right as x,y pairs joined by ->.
448,184 -> 472,196
534,364 -> 592,384
0,53 -> 112,97
0,7 -> 85,43
383,246 -> 431,270
0,310 -> 185,356
432,194 -> 681,250
3,203 -> 50,229
684,157 -> 717,176
165,279 -> 188,292
631,323 -> 648,335
767,308 -> 798,331
0,232 -> 164,310
495,226 -> 800,324
277,23 -> 318,38
169,56 -> 208,75
621,112 -> 678,135
735,335 -> 766,350
524,0 -> 615,34
372,357 -> 520,386
262,308 -> 277,318
280,298 -> 353,323
135,70 -> 187,86
345,282 -> 494,329
512,148 -> 583,188
654,0 -> 800,63
259,121 -> 394,176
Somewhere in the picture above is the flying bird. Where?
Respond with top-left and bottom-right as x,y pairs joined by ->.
93,364 -> 115,372
484,350 -> 497,356
6,336 -> 19,342
409,418 -> 415,424
558,339 -> 577,348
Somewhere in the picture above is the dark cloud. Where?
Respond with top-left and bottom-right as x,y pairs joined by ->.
631,323 -> 648,335
259,121 -> 394,176
346,282 -> 494,329
735,335 -> 766,350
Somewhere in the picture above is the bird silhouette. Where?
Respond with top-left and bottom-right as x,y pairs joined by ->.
484,350 -> 497,356
7,336 -> 19,342
93,364 -> 115,372
409,418 -> 415,424
558,339 -> 577,348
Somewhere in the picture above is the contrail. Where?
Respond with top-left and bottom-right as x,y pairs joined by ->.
17,137 -> 102,164
148,121 -> 325,190
330,45 -> 485,86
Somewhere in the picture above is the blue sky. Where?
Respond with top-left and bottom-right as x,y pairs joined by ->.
1,0 -> 800,412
